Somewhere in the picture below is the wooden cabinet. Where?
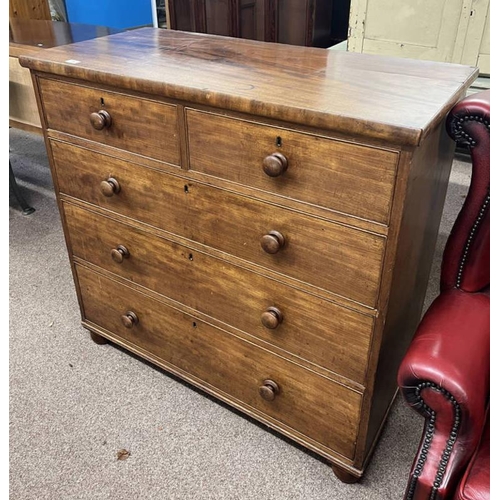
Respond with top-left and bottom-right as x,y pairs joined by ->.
168,0 -> 334,47
9,0 -> 50,20
348,0 -> 490,75
9,19 -> 121,133
20,28 -> 477,482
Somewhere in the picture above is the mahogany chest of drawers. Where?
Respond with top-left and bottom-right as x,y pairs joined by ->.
20,28 -> 477,482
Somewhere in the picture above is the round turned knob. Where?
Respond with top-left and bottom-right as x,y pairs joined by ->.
259,379 -> 280,401
100,177 -> 121,197
263,152 -> 288,177
121,311 -> 139,329
111,245 -> 130,263
90,109 -> 112,130
261,307 -> 283,329
260,230 -> 285,254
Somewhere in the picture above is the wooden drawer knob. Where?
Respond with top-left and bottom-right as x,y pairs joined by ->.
111,245 -> 130,263
261,307 -> 283,329
121,311 -> 139,329
261,230 -> 285,254
90,109 -> 112,130
259,379 -> 280,401
263,152 -> 288,177
100,177 -> 121,197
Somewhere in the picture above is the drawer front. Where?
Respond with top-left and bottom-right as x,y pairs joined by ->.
52,140 -> 385,307
65,203 -> 373,384
76,265 -> 362,459
187,109 -> 399,224
39,78 -> 181,165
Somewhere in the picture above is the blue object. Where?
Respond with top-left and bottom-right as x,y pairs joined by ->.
65,0 -> 153,30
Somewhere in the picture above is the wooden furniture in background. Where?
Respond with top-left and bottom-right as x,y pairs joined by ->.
168,0 -> 335,47
348,0 -> 490,76
9,54 -> 42,134
9,20 -> 122,134
20,28 -> 477,482
9,19 -> 120,133
9,0 -> 51,20
9,20 -> 122,216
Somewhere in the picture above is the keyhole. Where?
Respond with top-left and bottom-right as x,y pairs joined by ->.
192,322 -> 197,328
276,136 -> 282,147
188,253 -> 193,261
100,97 -> 105,106
184,185 -> 189,193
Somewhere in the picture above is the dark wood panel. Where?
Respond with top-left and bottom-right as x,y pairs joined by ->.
187,108 -> 399,224
168,0 -> 196,31
169,0 -> 320,44
65,202 -> 374,383
224,0 -> 278,43
19,29 -> 478,146
206,0 -> 231,36
51,140 -> 386,307
277,0 -> 309,46
76,264 -> 363,460
312,0 -> 335,47
239,0 -> 257,39
38,77 -> 181,166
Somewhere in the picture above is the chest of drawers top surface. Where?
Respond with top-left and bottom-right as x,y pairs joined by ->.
20,27 -> 477,146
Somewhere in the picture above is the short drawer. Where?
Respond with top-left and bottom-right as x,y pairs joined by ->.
39,78 -> 180,166
65,203 -> 374,384
76,264 -> 362,460
52,140 -> 385,307
187,109 -> 399,224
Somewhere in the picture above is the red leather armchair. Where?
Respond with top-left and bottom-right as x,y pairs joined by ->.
398,90 -> 490,500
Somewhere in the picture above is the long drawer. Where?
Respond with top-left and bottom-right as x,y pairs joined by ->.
76,264 -> 362,459
39,78 -> 181,166
52,140 -> 386,307
64,202 -> 374,384
186,109 -> 398,224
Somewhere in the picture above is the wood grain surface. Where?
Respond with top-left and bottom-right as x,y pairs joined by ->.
76,264 -> 362,460
19,28 -> 478,145
9,0 -> 50,21
51,140 -> 386,307
64,202 -> 374,384
39,77 -> 181,166
187,108 -> 398,224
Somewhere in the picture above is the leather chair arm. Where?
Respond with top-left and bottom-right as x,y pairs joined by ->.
446,90 -> 490,148
441,90 -> 490,292
398,289 -> 489,500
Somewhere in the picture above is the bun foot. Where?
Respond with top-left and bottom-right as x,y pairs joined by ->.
331,464 -> 360,484
90,331 -> 108,345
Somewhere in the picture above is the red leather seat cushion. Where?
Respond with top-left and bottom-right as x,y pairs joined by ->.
455,414 -> 490,500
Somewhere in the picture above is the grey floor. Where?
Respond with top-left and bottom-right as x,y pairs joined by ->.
9,128 -> 471,500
